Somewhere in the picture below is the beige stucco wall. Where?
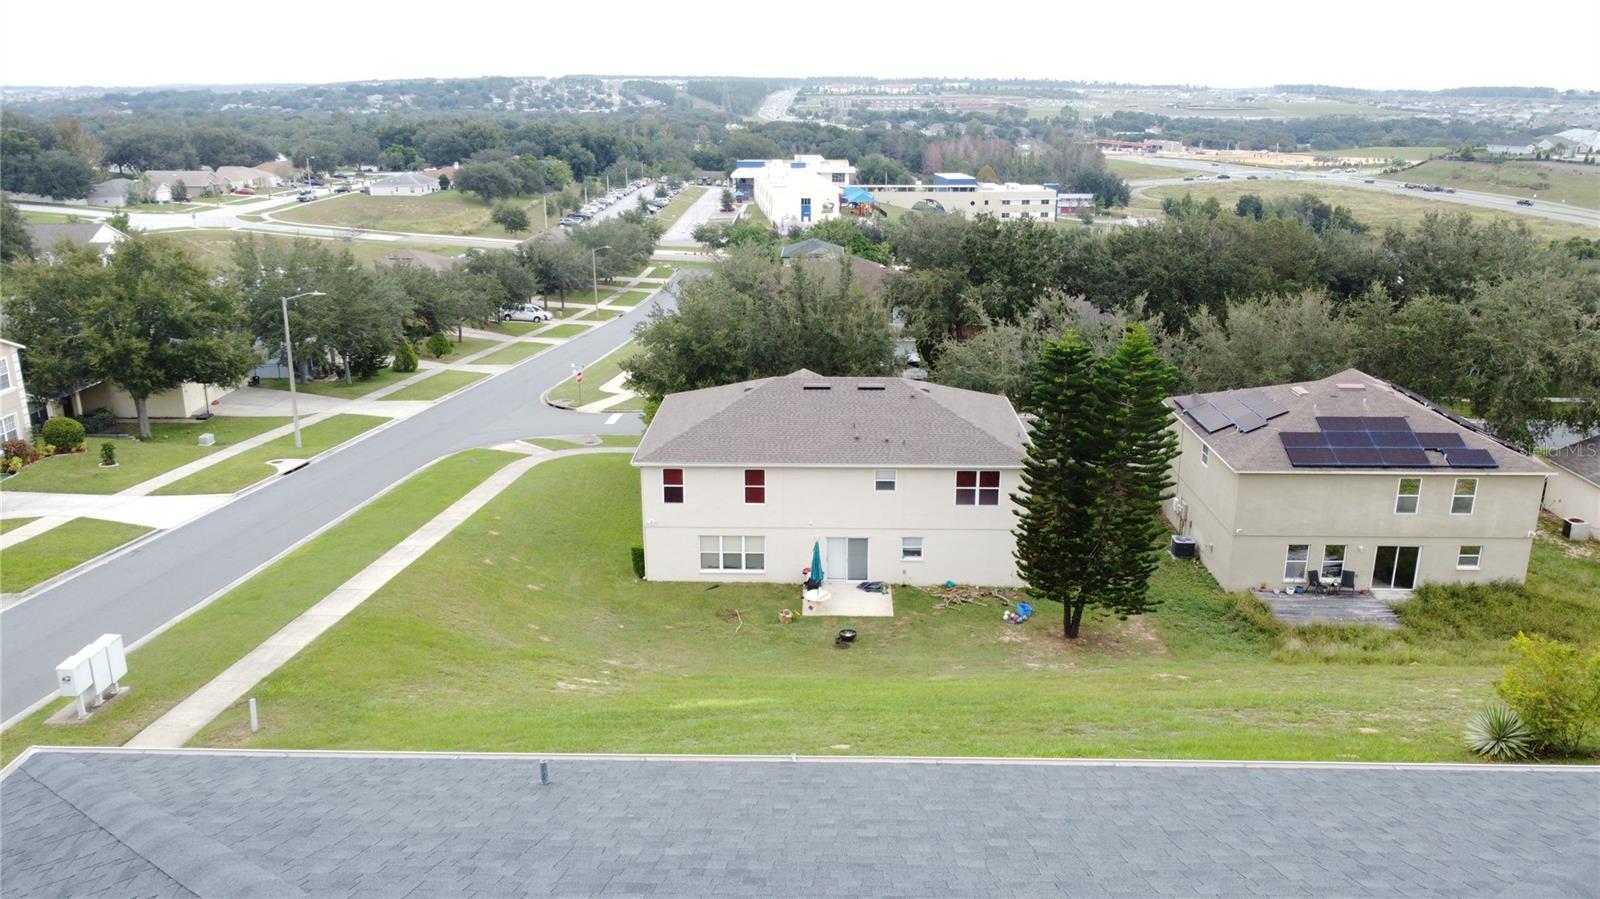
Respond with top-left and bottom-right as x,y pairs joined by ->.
639,465 -> 1022,586
0,343 -> 31,443
1540,462 -> 1599,539
76,381 -> 237,420
868,185 -> 1057,221
1169,420 -> 1547,590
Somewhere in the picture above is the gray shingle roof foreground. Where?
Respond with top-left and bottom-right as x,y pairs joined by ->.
4,749 -> 1596,898
634,370 -> 1028,468
1548,433 -> 1600,486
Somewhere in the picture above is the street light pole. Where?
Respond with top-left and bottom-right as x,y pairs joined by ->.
591,245 -> 611,306
278,290 -> 326,449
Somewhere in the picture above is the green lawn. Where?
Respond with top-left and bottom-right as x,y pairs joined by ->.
152,414 -> 386,495
0,518 -> 153,594
0,517 -> 39,534
190,454 -> 1598,761
1104,158 -> 1197,180
1377,159 -> 1600,209
547,341 -> 642,410
159,230 -> 469,272
488,321 -> 540,336
1138,180 -> 1597,243
421,336 -> 497,362
579,307 -> 622,321
20,211 -> 87,223
0,418 -> 288,495
474,343 -> 549,365
538,323 -> 592,340
256,367 -> 413,400
270,190 -> 558,239
654,186 -> 709,230
1337,146 -> 1449,162
380,370 -> 485,401
0,450 -> 523,765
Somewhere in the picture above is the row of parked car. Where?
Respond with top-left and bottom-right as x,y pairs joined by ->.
559,179 -> 655,228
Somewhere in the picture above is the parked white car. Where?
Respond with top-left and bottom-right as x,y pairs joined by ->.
502,303 -> 553,323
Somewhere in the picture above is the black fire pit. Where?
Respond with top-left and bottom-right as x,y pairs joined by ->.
834,629 -> 857,648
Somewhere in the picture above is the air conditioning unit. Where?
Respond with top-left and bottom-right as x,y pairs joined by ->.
1169,535 -> 1198,560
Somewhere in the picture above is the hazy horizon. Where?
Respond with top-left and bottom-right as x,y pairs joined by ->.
3,0 -> 1597,93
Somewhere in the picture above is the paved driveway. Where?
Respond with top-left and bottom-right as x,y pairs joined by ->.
4,751 -> 1595,898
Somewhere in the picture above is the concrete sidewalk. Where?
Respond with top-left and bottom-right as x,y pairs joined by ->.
126,450 -> 558,748
0,492 -> 231,530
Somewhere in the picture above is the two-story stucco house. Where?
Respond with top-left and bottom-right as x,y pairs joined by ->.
1166,369 -> 1548,593
632,370 -> 1027,588
0,338 -> 32,444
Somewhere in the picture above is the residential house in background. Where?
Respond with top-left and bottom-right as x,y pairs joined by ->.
213,166 -> 282,189
139,169 -> 225,202
21,222 -> 128,263
634,370 -> 1027,590
1486,141 -> 1537,156
1541,435 -> 1599,540
368,173 -> 440,196
1166,369 -> 1548,593
0,338 -> 32,444
87,178 -> 134,207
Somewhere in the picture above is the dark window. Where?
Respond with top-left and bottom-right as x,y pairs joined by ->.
957,470 -> 1000,505
663,468 -> 684,504
744,469 -> 765,504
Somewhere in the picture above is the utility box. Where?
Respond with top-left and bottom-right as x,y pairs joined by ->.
87,634 -> 127,694
56,650 -> 94,717
197,432 -> 216,447
1564,518 -> 1591,542
54,634 -> 127,719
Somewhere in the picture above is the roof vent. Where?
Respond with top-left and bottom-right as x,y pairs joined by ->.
857,382 -> 885,391
1336,383 -> 1367,391
1290,386 -> 1310,396
802,382 -> 832,390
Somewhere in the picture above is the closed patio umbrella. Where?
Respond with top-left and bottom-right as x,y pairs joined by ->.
810,540 -> 824,584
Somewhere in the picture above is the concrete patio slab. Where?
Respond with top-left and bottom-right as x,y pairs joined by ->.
1256,590 -> 1402,628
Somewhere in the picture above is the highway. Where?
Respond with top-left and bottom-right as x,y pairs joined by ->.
0,284 -> 680,722
1122,155 -> 1600,229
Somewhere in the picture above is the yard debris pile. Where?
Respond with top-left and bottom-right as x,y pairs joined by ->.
715,607 -> 748,633
928,585 -> 1024,610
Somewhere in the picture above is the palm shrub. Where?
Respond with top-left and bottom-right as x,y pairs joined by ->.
1494,633 -> 1600,755
1464,702 -> 1534,760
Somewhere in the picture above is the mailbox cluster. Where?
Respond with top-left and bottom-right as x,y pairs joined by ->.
56,634 -> 127,718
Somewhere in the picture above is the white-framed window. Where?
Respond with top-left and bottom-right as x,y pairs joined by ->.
956,470 -> 1000,506
0,357 -> 12,391
874,469 -> 896,492
1395,478 -> 1421,515
901,537 -> 924,560
1199,443 -> 1210,467
1000,212 -> 1011,219
1283,544 -> 1309,582
1457,545 -> 1482,569
1451,478 -> 1477,515
0,413 -> 18,442
699,536 -> 765,572
1320,545 -> 1346,579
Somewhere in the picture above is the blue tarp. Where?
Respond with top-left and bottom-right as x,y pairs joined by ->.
841,186 -> 875,205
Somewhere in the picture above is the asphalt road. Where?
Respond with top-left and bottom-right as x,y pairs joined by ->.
0,287 -> 676,721
1123,156 -> 1600,228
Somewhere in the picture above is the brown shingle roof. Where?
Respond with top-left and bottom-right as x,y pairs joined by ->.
633,370 -> 1026,467
1169,369 -> 1545,475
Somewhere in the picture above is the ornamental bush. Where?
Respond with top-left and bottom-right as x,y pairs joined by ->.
1463,701 -> 1534,760
1494,633 -> 1600,755
75,407 -> 118,434
2,438 -> 39,466
424,332 -> 453,359
391,340 -> 419,373
41,417 -> 86,452
100,442 -> 117,466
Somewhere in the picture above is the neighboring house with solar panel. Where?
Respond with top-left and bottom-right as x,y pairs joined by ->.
1166,369 -> 1547,593
632,370 -> 1028,590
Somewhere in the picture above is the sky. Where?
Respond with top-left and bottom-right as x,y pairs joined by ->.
4,0 -> 1598,91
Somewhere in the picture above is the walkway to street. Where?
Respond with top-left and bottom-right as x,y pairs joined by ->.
127,446 -> 628,748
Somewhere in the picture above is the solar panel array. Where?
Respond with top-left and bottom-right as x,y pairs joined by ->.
1175,390 -> 1289,434
1279,417 -> 1498,469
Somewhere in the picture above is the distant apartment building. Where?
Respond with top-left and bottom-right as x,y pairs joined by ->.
861,173 -> 1057,222
730,155 -> 856,227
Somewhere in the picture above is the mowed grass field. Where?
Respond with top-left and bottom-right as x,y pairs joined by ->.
158,230 -> 469,270
0,450 -> 524,765
0,518 -> 153,594
1379,159 -> 1600,209
270,190 -> 555,238
0,417 -> 287,495
1137,180 -> 1597,242
153,414 -> 386,495
194,454 -> 1599,762
1105,157 -> 1201,180
1338,146 -> 1449,162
